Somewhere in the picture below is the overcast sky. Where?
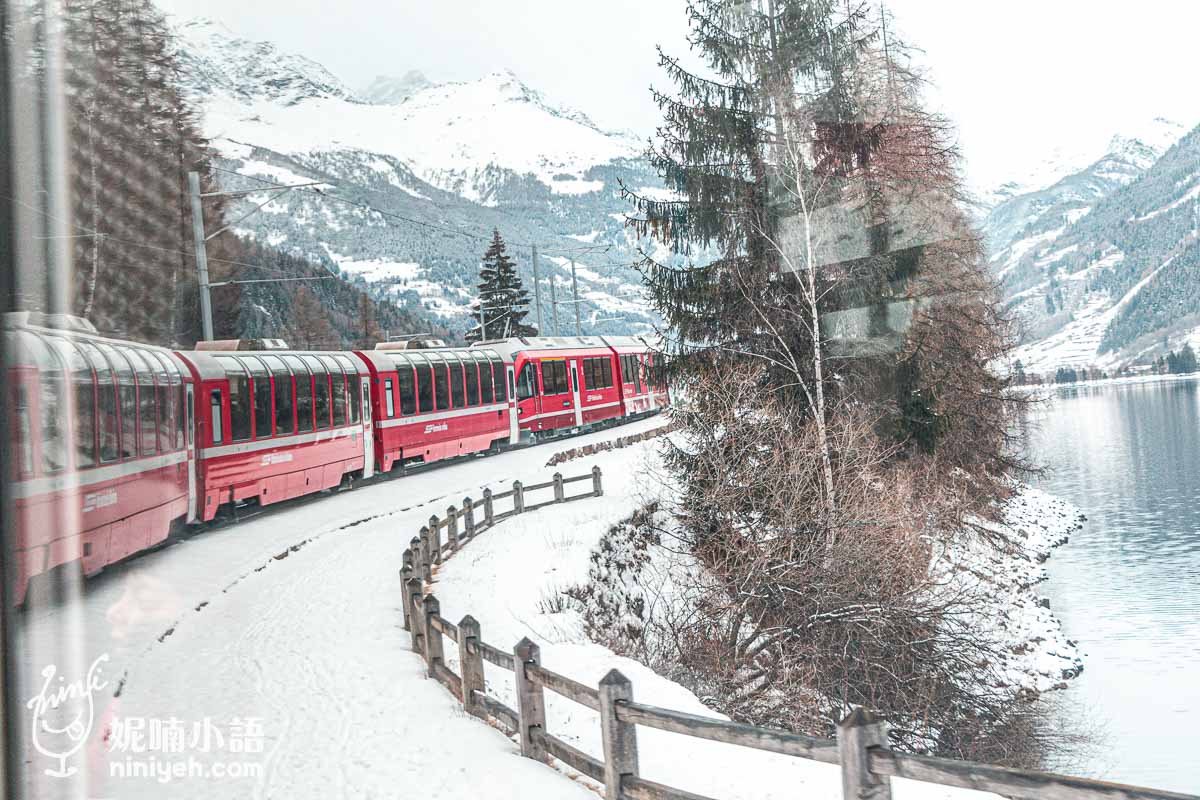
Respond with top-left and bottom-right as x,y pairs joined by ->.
158,0 -> 1200,191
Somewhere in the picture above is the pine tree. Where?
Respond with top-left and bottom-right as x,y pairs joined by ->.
467,230 -> 537,343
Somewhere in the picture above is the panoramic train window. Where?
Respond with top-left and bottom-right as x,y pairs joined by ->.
217,357 -> 253,442
263,355 -> 296,435
493,359 -> 508,402
450,358 -> 467,408
128,350 -> 158,457
303,356 -> 332,430
78,342 -> 119,462
14,384 -> 33,476
479,357 -> 495,404
283,355 -> 313,434
64,342 -> 98,469
397,365 -> 417,416
413,356 -> 434,413
241,357 -> 273,439
465,359 -> 480,406
102,346 -> 139,458
335,356 -> 361,423
146,352 -> 172,453
434,360 -> 451,411
319,356 -> 347,427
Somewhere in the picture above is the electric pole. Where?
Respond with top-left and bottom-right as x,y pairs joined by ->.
570,259 -> 581,336
531,244 -> 544,334
549,274 -> 560,335
188,171 -> 215,341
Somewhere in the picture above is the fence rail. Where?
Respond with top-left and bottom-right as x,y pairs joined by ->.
397,465 -> 1198,800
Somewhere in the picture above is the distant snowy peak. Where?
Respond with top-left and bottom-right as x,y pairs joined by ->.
361,71 -> 435,105
173,18 -> 360,106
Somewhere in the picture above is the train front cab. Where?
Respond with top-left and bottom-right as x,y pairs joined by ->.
6,323 -> 193,603
179,350 -> 373,522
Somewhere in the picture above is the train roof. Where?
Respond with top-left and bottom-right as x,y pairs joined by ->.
4,317 -> 189,377
176,348 -> 373,382
469,335 -> 658,361
364,346 -> 503,372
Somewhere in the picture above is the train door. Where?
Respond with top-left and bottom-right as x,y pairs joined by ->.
360,376 -> 375,480
506,364 -> 520,443
185,383 -> 198,523
570,360 -> 583,427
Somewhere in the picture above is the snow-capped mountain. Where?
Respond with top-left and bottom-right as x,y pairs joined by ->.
361,71 -> 435,105
172,19 -> 663,335
982,119 -> 1200,373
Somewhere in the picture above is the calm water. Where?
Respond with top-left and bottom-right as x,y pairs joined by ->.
1028,377 -> 1200,793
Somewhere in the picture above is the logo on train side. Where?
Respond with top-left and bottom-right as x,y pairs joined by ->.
261,452 -> 294,466
82,489 -> 118,513
587,394 -> 602,402
423,423 -> 449,434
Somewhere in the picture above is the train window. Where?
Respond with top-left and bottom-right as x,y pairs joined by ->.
39,369 -> 68,473
14,385 -> 32,475
516,362 -> 538,400
262,356 -> 295,436
479,360 -> 494,404
76,342 -> 118,463
126,350 -> 158,457
210,389 -> 224,444
543,360 -> 568,395
287,356 -> 314,434
493,360 -> 508,402
335,356 -> 362,424
302,356 -> 331,431
54,339 -> 97,468
384,378 -> 395,417
176,384 -> 187,450
397,368 -> 417,416
450,360 -> 466,408
465,362 -> 480,406
434,364 -> 450,411
253,372 -> 274,439
100,345 -> 137,458
415,362 -> 433,414
216,357 -> 252,442
320,356 -> 348,427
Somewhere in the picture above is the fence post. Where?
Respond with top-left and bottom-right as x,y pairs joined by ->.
513,480 -> 525,514
483,488 -> 494,526
462,497 -> 475,540
513,637 -> 546,760
423,595 -> 444,679
428,515 -> 442,564
410,535 -> 423,582
400,562 -> 413,632
418,527 -> 434,583
459,615 -> 485,720
599,669 -> 639,800
405,578 -> 424,652
592,466 -> 603,497
837,708 -> 893,800
553,472 -> 565,503
446,505 -> 460,552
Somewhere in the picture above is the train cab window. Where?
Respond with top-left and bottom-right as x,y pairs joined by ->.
433,360 -> 451,411
78,342 -> 119,462
285,355 -> 314,433
413,355 -> 433,414
384,378 -> 395,417
465,360 -> 480,406
397,365 -> 417,416
450,358 -> 466,408
320,355 -> 348,427
216,357 -> 252,442
516,362 -> 538,401
210,389 -> 224,444
302,356 -> 332,430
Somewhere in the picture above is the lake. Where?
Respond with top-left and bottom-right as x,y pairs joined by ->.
1028,376 -> 1200,794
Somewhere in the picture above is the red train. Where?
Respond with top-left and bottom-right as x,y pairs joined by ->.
4,315 -> 668,604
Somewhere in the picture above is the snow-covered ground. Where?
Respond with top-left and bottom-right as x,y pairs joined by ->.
17,415 -> 1082,799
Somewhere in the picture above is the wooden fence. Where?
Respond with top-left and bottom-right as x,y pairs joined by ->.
399,466 -> 1198,800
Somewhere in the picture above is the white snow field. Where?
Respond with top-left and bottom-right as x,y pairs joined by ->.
18,414 -> 1077,799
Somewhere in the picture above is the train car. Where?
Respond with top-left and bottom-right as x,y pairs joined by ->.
5,314 -> 195,603
472,335 -> 666,441
354,346 -> 513,472
174,347 -> 374,522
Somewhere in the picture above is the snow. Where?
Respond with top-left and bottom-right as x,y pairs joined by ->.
1128,180 -> 1200,223
567,230 -> 602,243
19,415 -> 1086,798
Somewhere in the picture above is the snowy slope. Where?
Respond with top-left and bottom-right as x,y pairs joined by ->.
172,18 -> 661,335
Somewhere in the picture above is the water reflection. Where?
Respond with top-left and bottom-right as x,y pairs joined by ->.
1030,378 -> 1200,793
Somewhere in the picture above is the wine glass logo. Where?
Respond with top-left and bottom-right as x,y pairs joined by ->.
26,654 -> 110,778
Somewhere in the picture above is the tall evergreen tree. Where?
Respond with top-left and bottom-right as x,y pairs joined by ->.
467,230 -> 536,342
